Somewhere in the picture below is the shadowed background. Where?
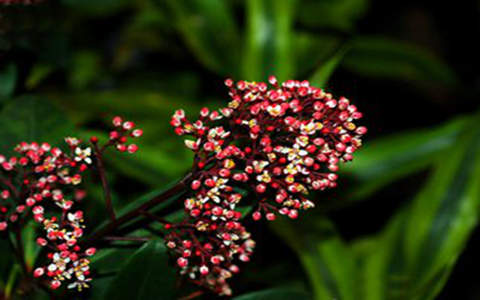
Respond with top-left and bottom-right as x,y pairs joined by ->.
1,0 -> 480,299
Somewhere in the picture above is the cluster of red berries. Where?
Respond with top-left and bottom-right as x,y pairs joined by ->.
0,117 -> 141,291
168,77 -> 366,294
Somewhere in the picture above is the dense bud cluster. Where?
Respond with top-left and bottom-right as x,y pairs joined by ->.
0,116 -> 141,292
0,139 -> 94,290
168,77 -> 366,294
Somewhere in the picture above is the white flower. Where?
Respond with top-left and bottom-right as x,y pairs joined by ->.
74,147 -> 92,164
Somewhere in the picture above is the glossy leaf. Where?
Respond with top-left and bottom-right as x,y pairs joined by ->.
356,121 -> 480,300
342,36 -> 459,87
233,287 -> 311,300
166,0 -> 240,75
274,115 -> 480,300
243,0 -> 296,81
104,240 -> 177,300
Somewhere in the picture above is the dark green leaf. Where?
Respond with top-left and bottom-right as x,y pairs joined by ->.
357,121 -> 480,300
166,0 -> 240,75
90,179 -> 185,237
341,116 -> 469,200
272,218 -> 357,300
0,63 -> 17,101
294,33 -> 343,78
0,96 -> 74,155
69,51 -> 103,90
298,0 -> 368,31
309,43 -> 350,88
243,0 -> 296,81
26,63 -> 55,90
104,240 -> 177,300
233,287 -> 311,300
342,36 -> 459,87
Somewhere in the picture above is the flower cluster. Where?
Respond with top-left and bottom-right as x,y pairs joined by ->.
0,139 -> 94,290
165,220 -> 255,295
168,77 -> 366,294
0,116 -> 141,292
106,116 -> 142,153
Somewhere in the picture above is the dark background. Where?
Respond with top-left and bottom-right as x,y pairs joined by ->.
1,0 -> 480,299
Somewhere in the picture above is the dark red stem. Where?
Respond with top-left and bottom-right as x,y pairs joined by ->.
82,173 -> 191,246
92,142 -> 116,222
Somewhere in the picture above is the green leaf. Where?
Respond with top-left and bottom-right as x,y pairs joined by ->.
0,96 -> 74,155
294,33 -> 343,78
341,115 -> 469,201
91,179 -> 185,234
342,36 -> 459,88
0,63 -> 17,101
51,89 -> 200,184
233,287 -> 311,300
166,0 -> 240,75
243,0 -> 296,81
69,51 -> 102,90
272,218 -> 356,300
358,121 -> 480,300
26,63 -> 55,90
297,0 -> 368,31
90,247 -> 137,274
309,43 -> 350,88
104,240 -> 177,300
22,222 -> 40,268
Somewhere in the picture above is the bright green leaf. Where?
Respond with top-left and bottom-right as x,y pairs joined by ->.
243,0 -> 296,81
357,121 -> 480,300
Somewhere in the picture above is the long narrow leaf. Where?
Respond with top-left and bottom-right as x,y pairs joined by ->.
243,0 -> 296,81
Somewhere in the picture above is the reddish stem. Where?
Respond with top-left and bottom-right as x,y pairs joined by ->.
92,142 -> 116,222
82,173 -> 191,246
179,290 -> 204,300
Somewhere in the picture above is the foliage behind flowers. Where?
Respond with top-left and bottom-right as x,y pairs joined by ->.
1,0 -> 480,299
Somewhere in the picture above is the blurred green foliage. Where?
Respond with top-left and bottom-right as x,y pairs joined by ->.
0,0 -> 476,299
